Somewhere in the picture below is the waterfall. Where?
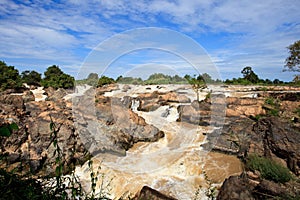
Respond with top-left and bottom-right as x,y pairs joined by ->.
131,98 -> 140,112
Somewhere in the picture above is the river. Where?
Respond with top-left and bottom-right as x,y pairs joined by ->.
74,84 -> 243,199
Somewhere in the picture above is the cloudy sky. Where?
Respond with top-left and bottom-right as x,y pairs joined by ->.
1,0 -> 300,81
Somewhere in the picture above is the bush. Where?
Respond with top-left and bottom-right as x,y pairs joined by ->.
246,154 -> 292,183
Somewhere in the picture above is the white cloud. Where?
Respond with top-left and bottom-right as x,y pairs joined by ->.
0,0 -> 299,81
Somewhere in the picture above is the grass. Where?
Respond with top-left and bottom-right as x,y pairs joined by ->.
264,97 -> 280,116
246,154 -> 292,183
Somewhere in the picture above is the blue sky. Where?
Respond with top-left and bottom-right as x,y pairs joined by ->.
1,0 -> 300,81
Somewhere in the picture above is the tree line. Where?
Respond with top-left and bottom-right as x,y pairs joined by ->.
1,39 -> 299,91
0,61 -> 74,91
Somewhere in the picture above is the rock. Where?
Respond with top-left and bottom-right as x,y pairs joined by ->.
253,117 -> 300,175
0,94 -> 24,110
47,88 -> 67,101
254,179 -> 287,198
0,96 -> 89,176
137,91 -> 190,112
226,97 -> 265,117
122,84 -> 131,92
134,186 -> 177,200
177,100 -> 211,125
159,92 -> 190,103
96,83 -> 119,95
217,175 -> 255,200
22,90 -> 35,102
80,92 -> 165,154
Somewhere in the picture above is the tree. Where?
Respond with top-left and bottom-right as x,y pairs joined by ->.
42,65 -> 74,89
97,76 -> 115,87
185,74 -> 207,101
0,61 -> 22,91
21,70 -> 41,86
241,66 -> 259,83
285,40 -> 300,72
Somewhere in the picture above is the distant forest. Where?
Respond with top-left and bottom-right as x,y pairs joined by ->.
1,60 -> 299,92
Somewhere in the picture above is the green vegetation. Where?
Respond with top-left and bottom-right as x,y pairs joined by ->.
21,70 -> 42,86
97,76 -> 115,87
41,65 -> 75,89
0,122 -> 18,137
0,61 -> 75,91
285,40 -> 300,72
116,76 -> 143,85
0,61 -> 22,91
264,97 -> 280,116
225,66 -> 288,85
144,73 -> 187,84
246,154 -> 292,183
1,59 -> 300,92
241,66 -> 259,84
184,74 -> 207,101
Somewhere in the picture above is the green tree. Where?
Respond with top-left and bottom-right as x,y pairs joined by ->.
285,40 -> 300,72
21,70 -> 41,86
241,66 -> 259,83
42,65 -> 74,89
97,76 -> 115,87
185,74 -> 207,101
0,61 -> 22,91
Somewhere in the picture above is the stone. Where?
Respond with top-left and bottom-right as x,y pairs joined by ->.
217,175 -> 255,200
134,186 -> 177,200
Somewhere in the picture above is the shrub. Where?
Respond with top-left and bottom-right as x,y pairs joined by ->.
246,154 -> 292,183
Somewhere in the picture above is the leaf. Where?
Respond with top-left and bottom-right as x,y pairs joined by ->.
0,127 -> 11,137
50,122 -> 54,131
9,123 -> 18,130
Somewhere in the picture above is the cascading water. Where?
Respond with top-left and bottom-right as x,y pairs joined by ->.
131,98 -> 140,112
74,84 -> 243,199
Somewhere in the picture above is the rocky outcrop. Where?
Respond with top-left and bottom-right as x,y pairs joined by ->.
0,93 -> 88,176
217,173 -> 298,200
92,95 -> 164,153
137,91 -> 190,112
210,117 -> 300,175
176,100 -> 211,125
252,117 -> 300,175
226,97 -> 266,117
217,175 -> 255,200
134,186 -> 177,200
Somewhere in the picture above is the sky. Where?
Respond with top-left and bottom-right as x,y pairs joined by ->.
1,0 -> 300,81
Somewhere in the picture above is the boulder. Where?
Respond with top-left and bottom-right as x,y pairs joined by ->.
47,88 -> 67,101
253,117 -> 300,175
134,186 -> 177,200
217,175 -> 255,200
